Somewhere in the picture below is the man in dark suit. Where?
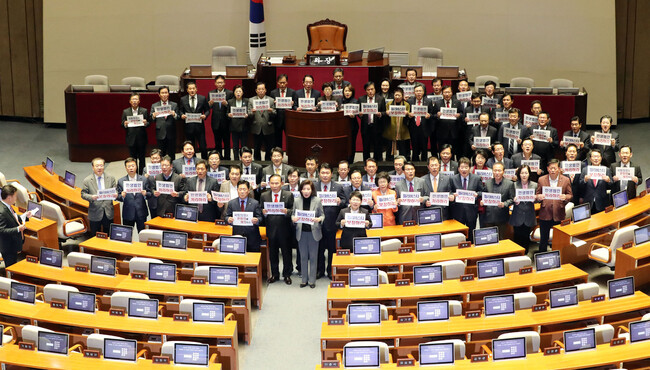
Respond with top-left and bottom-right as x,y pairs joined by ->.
261,174 -> 295,284
527,112 -> 558,169
150,86 -> 179,159
343,170 -> 373,211
172,141 -> 198,177
331,68 -> 350,92
361,158 -> 379,187
116,157 -> 151,232
433,86 -> 463,158
81,157 -> 117,234
403,68 -> 426,95
225,180 -> 263,252
183,160 -> 219,222
207,150 -> 230,185
587,115 -> 619,167
0,185 -> 32,268
512,139 -> 544,182
490,94 -> 515,128
562,144 -> 583,202
536,159 -> 573,252
497,108 -> 526,158
240,146 -> 264,197
358,81 -> 386,161
480,162 -> 515,239
208,75 -> 234,160
315,163 -> 346,279
486,142 -> 514,169
121,93 -> 149,174
292,74 -> 321,110
560,116 -> 590,161
262,148 -> 293,186
449,157 -> 485,241
144,149 -> 163,218
611,145 -> 642,200
422,156 -> 453,220
580,149 -> 611,214
394,162 -> 427,225
179,82 -> 210,159
248,82 -> 276,161
153,156 -> 185,217
463,94 -> 489,158
407,85 -> 434,162
269,74 -> 295,148
468,113 -> 498,154
438,144 -> 458,174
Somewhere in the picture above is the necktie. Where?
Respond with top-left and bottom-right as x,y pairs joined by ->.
574,132 -> 578,138
306,90 -> 310,99
446,101 -> 450,108
433,176 -> 438,192
187,158 -> 191,166
10,207 -> 22,238
246,167 -> 250,175
281,90 -> 285,97
416,100 -> 422,127
444,164 -> 448,172
370,176 -> 374,183
198,179 -> 204,212
191,96 -> 196,110
409,182 -> 414,192
369,97 -> 374,124
621,164 -> 628,189
274,193 -> 279,202
275,168 -> 280,175
97,176 -> 103,190
240,200 -> 245,211
324,185 -> 328,192
463,177 -> 467,190
508,138 -> 515,156
593,179 -> 598,187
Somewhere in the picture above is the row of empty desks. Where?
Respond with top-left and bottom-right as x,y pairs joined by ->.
615,242 -> 650,288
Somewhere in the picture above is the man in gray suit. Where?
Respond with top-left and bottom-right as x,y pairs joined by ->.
248,82 -> 276,161
81,157 -> 117,235
395,162 -> 427,225
449,157 -> 485,241
480,162 -> 515,239
315,163 -> 346,279
610,145 -> 643,200
172,141 -> 198,177
149,86 -> 179,158
422,157 -> 453,220
153,156 -> 185,217
261,147 -> 293,187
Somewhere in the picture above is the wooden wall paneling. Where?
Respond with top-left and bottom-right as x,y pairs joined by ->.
631,0 -> 650,119
0,0 -> 14,116
7,0 -> 32,117
25,0 -> 41,117
34,0 -> 43,113
615,0 -> 627,119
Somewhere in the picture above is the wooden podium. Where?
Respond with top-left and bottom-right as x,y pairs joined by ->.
285,110 -> 350,167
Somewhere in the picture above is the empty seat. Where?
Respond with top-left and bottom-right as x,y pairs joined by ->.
0,277 -> 16,293
84,75 -> 109,92
588,225 -> 638,268
498,331 -> 540,353
86,333 -> 124,354
0,173 -> 38,210
128,257 -> 163,275
21,325 -> 53,343
475,75 -> 500,91
417,47 -> 443,73
577,283 -> 600,301
154,75 -> 180,92
380,238 -> 402,252
211,46 -> 238,73
449,300 -> 463,316
504,256 -> 532,273
121,77 -> 145,88
3,325 -> 15,345
139,229 -> 164,243
510,77 -> 535,88
66,252 -> 92,267
441,232 -> 466,247
351,267 -> 389,284
433,260 -> 465,280
43,283 -> 79,304
110,291 -> 149,309
514,292 -> 537,309
423,339 -> 465,360
40,200 -> 87,239
343,341 -> 391,364
589,324 -> 615,344
531,202 -> 573,242
618,312 -> 650,341
549,79 -> 574,88
179,298 -> 212,315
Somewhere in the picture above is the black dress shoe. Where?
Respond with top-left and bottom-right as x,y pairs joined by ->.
267,276 -> 278,284
300,283 -> 307,288
284,277 -> 292,285
316,273 -> 324,279
310,284 -> 316,289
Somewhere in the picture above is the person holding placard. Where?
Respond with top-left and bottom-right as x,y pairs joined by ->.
315,163 -> 345,279
471,150 -> 490,179
362,158 -> 378,187
610,145 -> 642,200
536,159 -> 572,252
262,147 -> 292,185
269,74 -> 295,149
293,74 -> 320,110
116,157 -> 151,232
560,116 -> 589,161
403,68 -> 426,95
172,141 -> 197,177
450,157 -> 485,241
317,82 -> 341,112
358,81 -> 386,161
340,85 -> 360,163
218,166 -> 252,217
491,94 -> 514,128
527,111 -> 558,169
291,180 -> 324,288
149,86 -> 179,158
509,165 -> 538,252
183,160 -> 219,222
430,78 -> 442,97
121,93 -> 149,174
588,115 -> 619,167
457,79 -> 471,111
384,87 -> 411,161
497,108 -> 526,158
331,68 -> 350,92
334,160 -> 351,183
248,82 -> 276,161
343,170 -> 373,212
239,147 -> 263,192
372,172 -> 398,226
422,156 -> 453,220
511,139 -> 543,182
480,162 -> 515,239
81,157 -> 117,235
377,78 -> 394,103
463,93 -> 487,158
336,191 -> 372,250
153,156 -> 185,217
580,149 -> 611,214
144,149 -> 162,218
207,150 -> 230,184
468,113 -> 498,154
434,86 -> 463,158
227,85 -> 249,161
394,162 -> 427,225
561,144 -> 583,202
438,145 -> 458,174
407,85 -> 433,162
487,142 -> 514,169
282,168 -> 302,274
225,180 -> 262,252
261,174 -> 294,284
208,75 -> 234,161
179,82 -> 210,159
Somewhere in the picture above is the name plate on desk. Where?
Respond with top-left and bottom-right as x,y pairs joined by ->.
162,213 -> 173,219
395,279 -> 410,286
544,347 -> 561,356
0,290 -> 7,299
109,308 -> 125,316
622,241 -> 634,250
640,190 -> 647,197
398,247 -> 412,254
519,266 -> 533,274
153,355 -> 171,364
460,274 -> 474,281
18,342 -> 34,350
591,294 -> 606,303
336,250 -> 350,256
458,241 -> 471,249
83,349 -> 101,358
532,303 -> 548,312
330,281 -> 345,288
173,314 -> 190,322
397,315 -> 414,323
610,338 -> 626,347
26,255 -> 38,263
203,246 -> 216,253
397,358 -> 415,367
215,219 -> 227,226
191,276 -> 206,284
147,240 -> 160,247
465,310 -> 481,319
308,54 -> 340,66
327,318 -> 344,326
321,360 -> 341,368
75,264 -> 88,272
403,220 -> 416,227
50,300 -> 65,309
131,272 -> 145,280
470,354 -> 488,362
96,232 -> 108,239
560,219 -> 571,226
605,205 -> 614,213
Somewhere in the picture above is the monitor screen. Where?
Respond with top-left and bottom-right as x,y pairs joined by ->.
613,190 -> 628,209
349,268 -> 379,288
90,256 -> 116,276
417,207 -> 443,225
549,286 -> 578,309
192,302 -> 225,323
629,320 -> 650,343
484,294 -> 515,316
564,328 -> 596,352
45,157 -> 54,174
161,231 -> 188,250
103,338 -> 137,362
418,342 -> 454,365
174,343 -> 209,366
219,236 -> 247,254
67,291 -> 95,313
473,227 -> 499,246
127,298 -> 158,319
477,259 -> 505,279
646,177 -> 650,192
0,325 -> 2,347
109,223 -> 133,243
572,203 -> 591,223
414,234 -> 442,252
10,281 -> 36,304
347,304 -> 381,325
64,170 -> 76,188
352,237 -> 381,255
344,346 -> 380,368
209,266 -> 239,286
535,250 -> 561,271
608,276 -> 634,299
27,201 -> 42,220
39,247 -> 63,268
175,204 -> 199,222
37,331 -> 68,355
148,263 -> 176,282
417,301 -> 449,322
492,337 -> 526,360
634,225 -> 650,246
413,265 -> 443,285
369,213 -> 383,229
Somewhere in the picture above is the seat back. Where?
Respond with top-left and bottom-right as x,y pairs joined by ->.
22,325 -> 53,343
307,19 -> 347,54
139,229 -> 164,243
514,292 -> 537,310
433,260 -> 466,280
179,298 -> 212,315
343,341 -> 390,364
9,182 -> 30,210
449,300 -> 463,316
0,276 -> 16,294
610,225 -> 639,264
128,257 -> 163,275
40,200 -> 67,238
84,74 -> 109,92
43,284 -> 78,304
441,232 -> 466,248
475,75 -> 500,91
0,171 -> 6,186
498,331 -> 540,353
577,283 -> 599,301
67,252 -> 92,267
194,265 -> 212,279
211,46 -> 238,73
378,270 -> 389,284
591,324 -> 615,344
380,238 -> 402,252
425,339 -> 465,360
155,75 -> 180,91
121,77 -> 145,87
549,79 -> 573,88
161,340 -> 205,360
504,256 -> 532,273
565,202 -> 575,220
110,291 -> 149,309
87,333 -> 123,354
417,47 -> 443,73
510,77 -> 535,88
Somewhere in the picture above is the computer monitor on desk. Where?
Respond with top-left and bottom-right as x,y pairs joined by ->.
349,268 -> 379,288
37,331 -> 69,355
175,204 -> 199,223
369,213 -> 383,229
634,225 -> 650,246
417,301 -> 449,322
103,338 -> 137,362
353,237 -> 381,255
344,345 -> 380,368
174,343 -> 209,367
148,262 -> 176,283
563,328 -> 596,352
473,226 -> 499,246
128,298 -> 158,319
417,207 -> 442,225
45,157 -> 54,174
219,235 -> 247,254
67,291 -> 96,313
572,203 -> 591,223
534,250 -> 561,271
209,266 -> 239,286
492,337 -> 526,360
90,256 -> 116,276
347,303 -> 381,325
63,170 -> 76,188
109,223 -> 133,243
413,265 -> 443,285
612,190 -> 629,209
629,319 -> 650,343
27,200 -> 42,220
549,286 -> 578,309
418,342 -> 455,366
477,258 -> 505,279
39,247 -> 63,268
483,294 -> 515,316
608,276 -> 634,300
192,302 -> 225,324
10,281 -> 36,304
415,233 -> 442,252
161,231 -> 188,250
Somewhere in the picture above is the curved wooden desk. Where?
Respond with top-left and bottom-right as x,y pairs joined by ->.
23,164 -> 121,224
615,241 -> 650,288
335,220 -> 469,242
285,110 -> 350,168
17,207 -> 58,254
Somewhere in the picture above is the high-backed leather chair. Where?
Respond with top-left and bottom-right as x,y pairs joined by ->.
305,19 -> 348,58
